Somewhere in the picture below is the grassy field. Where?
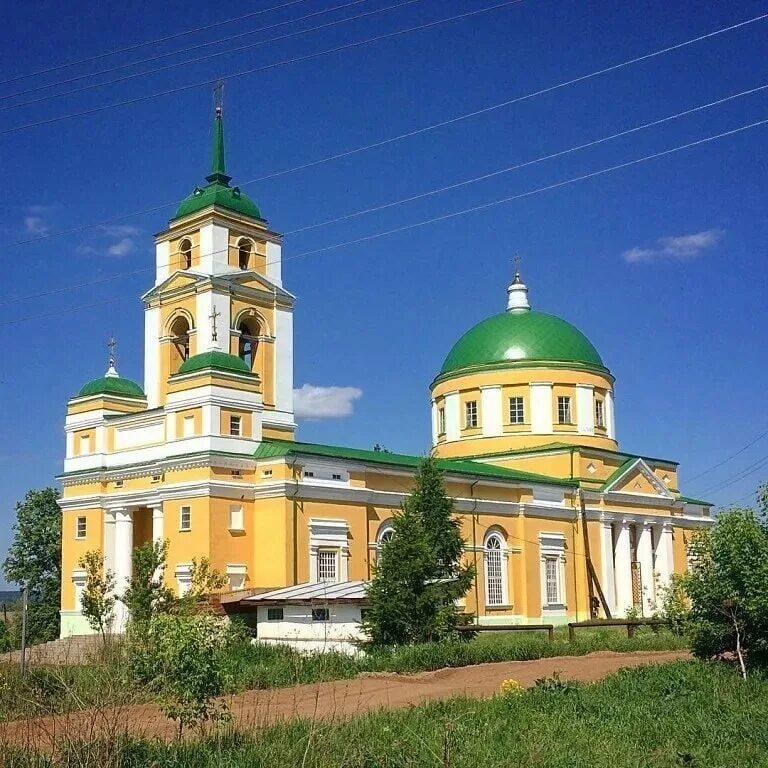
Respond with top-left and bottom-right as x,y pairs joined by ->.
5,661 -> 766,767
0,626 -> 688,721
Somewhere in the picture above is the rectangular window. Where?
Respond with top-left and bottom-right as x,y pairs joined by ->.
76,516 -> 87,539
545,556 -> 560,605
228,505 -> 244,531
465,400 -> 478,429
182,415 -> 195,438
228,571 -> 246,591
229,415 -> 242,436
595,399 -> 605,428
180,506 -> 191,531
311,607 -> 329,622
557,396 -> 572,424
304,470 -> 315,478
438,407 -> 446,434
509,396 -> 524,424
79,434 -> 91,455
332,473 -> 342,481
267,607 -> 283,621
262,469 -> 273,478
485,549 -> 503,606
317,550 -> 338,583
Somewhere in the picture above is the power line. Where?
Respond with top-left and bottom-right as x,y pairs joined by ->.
5,78 -> 764,308
0,10 -> 762,256
0,0 -> 523,137
697,452 -> 768,495
3,0 -> 426,113
0,0 -> 369,104
1,112 -> 766,328
685,425 -> 768,485
0,0 -> 313,89
286,82 -> 768,235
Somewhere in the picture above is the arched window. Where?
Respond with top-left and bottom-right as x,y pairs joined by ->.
237,319 -> 259,371
170,316 -> 191,371
179,239 -> 192,270
377,523 -> 394,548
238,240 -> 252,270
484,532 -> 508,607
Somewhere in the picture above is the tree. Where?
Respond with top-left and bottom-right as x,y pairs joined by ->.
121,540 -> 174,626
174,557 -> 227,616
363,458 -> 475,646
143,614 -> 235,737
3,487 -> 62,643
78,550 -> 115,637
685,503 -> 768,675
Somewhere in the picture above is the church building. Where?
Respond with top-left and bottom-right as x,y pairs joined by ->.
58,106 -> 712,637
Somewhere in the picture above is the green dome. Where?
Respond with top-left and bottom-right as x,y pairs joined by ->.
78,376 -> 146,399
439,310 -> 606,377
176,351 -> 254,376
174,182 -> 262,221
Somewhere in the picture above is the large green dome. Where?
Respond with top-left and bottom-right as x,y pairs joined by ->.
176,351 -> 254,376
78,375 -> 145,399
439,310 -> 606,377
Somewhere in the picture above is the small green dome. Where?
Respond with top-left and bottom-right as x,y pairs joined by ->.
176,351 -> 254,376
174,182 -> 262,221
78,376 -> 146,399
439,310 -> 605,377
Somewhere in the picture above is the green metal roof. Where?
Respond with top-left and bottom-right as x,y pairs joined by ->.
175,351 -> 254,376
254,439 -> 577,487
438,310 -> 606,379
77,376 -> 146,399
679,495 -> 713,507
173,108 -> 262,222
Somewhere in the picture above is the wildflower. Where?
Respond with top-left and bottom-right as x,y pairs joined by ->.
500,678 -> 524,695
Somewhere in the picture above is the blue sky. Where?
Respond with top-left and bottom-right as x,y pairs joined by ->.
1,0 -> 767,586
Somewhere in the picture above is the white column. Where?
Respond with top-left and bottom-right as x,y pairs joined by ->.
196,290 -> 231,352
199,222 -> 230,275
275,306 -> 294,417
613,521 -> 633,617
576,384 -> 595,435
112,508 -> 134,632
529,382 -> 553,434
266,241 -> 282,287
480,386 -> 502,437
637,522 -> 655,616
430,399 -> 438,445
605,389 -> 617,440
444,391 -> 460,441
600,521 -> 616,615
155,239 -> 170,284
144,305 -> 161,408
151,504 -> 164,545
654,522 -> 674,593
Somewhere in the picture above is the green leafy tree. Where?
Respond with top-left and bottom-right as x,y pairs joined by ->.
78,550 -> 115,637
363,458 -> 475,646
685,502 -> 768,675
174,557 -> 227,616
121,540 -> 174,626
144,614 -> 235,737
3,488 -> 61,643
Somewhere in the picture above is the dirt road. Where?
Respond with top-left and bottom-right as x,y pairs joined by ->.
0,650 -> 689,749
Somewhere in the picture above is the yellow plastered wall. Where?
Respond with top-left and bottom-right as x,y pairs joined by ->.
60,508 -> 103,610
165,497 -> 211,594
208,497 -> 254,589
220,407 -> 252,438
228,233 -> 267,273
229,299 -> 276,406
168,232 -> 201,271
176,407 -> 202,437
252,496 -> 291,588
72,429 -> 94,456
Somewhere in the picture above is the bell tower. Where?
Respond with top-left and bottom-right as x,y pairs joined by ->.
141,99 -> 295,441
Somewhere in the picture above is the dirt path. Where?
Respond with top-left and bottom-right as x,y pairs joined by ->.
0,650 -> 689,749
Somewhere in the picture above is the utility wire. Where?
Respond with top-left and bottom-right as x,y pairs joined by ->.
2,0 -> 425,113
0,1 -> 523,137
1,112 -> 766,327
0,0 -> 370,103
0,12 -> 759,255
697,452 -> 768,495
685,425 -> 768,485
0,0 -> 313,88
4,79 -> 765,307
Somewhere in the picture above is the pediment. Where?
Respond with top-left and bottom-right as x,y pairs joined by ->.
602,458 -> 673,498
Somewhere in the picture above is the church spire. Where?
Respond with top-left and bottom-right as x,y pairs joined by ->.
507,255 -> 530,312
206,83 -> 231,186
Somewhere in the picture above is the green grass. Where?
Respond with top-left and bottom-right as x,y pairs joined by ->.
0,626 -> 687,722
6,661 -> 768,767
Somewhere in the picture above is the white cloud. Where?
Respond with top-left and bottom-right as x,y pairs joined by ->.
107,237 -> 135,257
293,384 -> 362,420
622,229 -> 724,264
24,215 -> 50,237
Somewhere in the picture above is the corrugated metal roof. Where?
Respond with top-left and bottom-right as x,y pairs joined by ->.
244,580 -> 368,603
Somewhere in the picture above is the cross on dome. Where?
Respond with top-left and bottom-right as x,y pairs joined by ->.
106,336 -> 119,378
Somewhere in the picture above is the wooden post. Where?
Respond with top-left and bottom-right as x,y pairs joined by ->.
568,623 -> 575,642
579,491 -> 612,619
547,625 -> 554,642
19,586 -> 28,677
